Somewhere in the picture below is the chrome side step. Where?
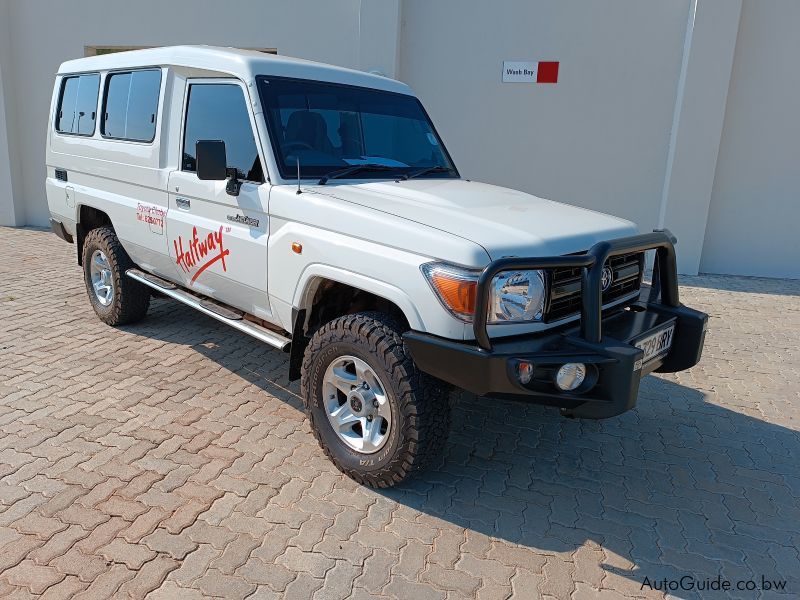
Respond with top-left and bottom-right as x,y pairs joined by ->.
126,269 -> 291,351
199,298 -> 243,321
137,271 -> 177,290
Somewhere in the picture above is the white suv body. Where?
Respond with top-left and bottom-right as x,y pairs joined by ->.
46,47 -> 707,486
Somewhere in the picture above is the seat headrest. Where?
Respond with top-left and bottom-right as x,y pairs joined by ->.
285,110 -> 328,145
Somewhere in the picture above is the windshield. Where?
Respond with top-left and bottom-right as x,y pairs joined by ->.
258,77 -> 458,180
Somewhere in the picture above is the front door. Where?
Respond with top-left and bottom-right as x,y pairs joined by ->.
166,79 -> 271,319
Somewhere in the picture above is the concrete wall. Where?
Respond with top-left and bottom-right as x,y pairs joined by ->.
401,0 -> 691,233
1,0 -> 797,278
0,31 -> 15,225
700,0 -> 800,278
399,0 -> 747,276
0,0 -> 400,227
0,0 -> 24,226
657,0 -> 741,276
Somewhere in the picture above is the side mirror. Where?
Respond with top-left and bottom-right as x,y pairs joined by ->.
196,140 -> 228,181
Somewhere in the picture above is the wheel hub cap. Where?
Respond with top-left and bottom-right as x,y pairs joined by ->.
323,356 -> 392,454
89,250 -> 114,306
348,392 -> 365,414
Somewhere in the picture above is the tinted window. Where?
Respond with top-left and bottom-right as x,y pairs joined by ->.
259,77 -> 456,179
102,69 -> 161,142
183,84 -> 263,182
56,74 -> 100,135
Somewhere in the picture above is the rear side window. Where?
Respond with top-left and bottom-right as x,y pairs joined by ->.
182,83 -> 263,182
56,74 -> 100,135
102,69 -> 162,142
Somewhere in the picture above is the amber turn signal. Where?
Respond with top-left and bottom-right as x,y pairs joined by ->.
291,242 -> 303,254
429,272 -> 477,318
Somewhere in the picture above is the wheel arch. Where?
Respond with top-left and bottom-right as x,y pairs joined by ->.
76,204 -> 113,266
287,266 -> 425,382
293,266 -> 425,332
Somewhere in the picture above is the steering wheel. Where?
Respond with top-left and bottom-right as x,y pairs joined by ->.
283,141 -> 315,153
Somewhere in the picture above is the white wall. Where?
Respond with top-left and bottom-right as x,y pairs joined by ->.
0,0 -> 24,227
1,0 -> 797,279
1,0 -> 400,227
657,0 -> 741,275
700,0 -> 800,278
400,0 -> 690,242
0,44 -> 15,226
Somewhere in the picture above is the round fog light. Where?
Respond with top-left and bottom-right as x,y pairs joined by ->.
555,363 -> 586,391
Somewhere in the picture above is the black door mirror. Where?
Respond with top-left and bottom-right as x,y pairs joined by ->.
196,140 -> 228,181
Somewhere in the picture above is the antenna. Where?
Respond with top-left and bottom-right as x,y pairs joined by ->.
296,157 -> 302,195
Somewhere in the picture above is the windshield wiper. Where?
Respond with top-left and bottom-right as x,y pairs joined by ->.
397,165 -> 457,181
318,164 -> 395,185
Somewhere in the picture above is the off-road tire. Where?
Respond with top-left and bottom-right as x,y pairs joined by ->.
301,312 -> 449,487
82,226 -> 150,325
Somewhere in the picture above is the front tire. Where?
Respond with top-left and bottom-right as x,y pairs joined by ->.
82,227 -> 150,326
300,312 -> 449,487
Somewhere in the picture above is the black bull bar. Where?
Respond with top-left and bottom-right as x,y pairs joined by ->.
472,229 -> 681,351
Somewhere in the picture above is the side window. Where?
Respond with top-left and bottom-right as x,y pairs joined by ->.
55,74 -> 100,135
102,69 -> 161,142
183,83 -> 263,182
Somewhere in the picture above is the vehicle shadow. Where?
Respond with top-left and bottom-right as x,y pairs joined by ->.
127,297 -> 306,412
380,377 -> 800,597
132,298 -> 800,598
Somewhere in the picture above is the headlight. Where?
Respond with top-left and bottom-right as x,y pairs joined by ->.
421,262 -> 479,321
489,269 -> 546,323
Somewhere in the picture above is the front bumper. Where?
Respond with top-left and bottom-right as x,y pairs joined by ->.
404,230 -> 708,419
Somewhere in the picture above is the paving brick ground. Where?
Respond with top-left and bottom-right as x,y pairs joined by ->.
1,225 -> 799,599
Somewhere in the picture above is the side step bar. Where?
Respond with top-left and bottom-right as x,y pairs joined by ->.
126,269 -> 291,351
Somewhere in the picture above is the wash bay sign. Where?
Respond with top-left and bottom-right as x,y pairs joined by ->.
502,60 -> 560,84
503,61 -> 537,82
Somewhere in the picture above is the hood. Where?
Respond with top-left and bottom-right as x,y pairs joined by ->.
308,179 -> 638,261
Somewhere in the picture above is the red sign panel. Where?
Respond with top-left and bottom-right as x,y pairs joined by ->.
536,62 -> 560,84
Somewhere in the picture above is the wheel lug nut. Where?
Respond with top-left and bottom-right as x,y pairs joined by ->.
372,400 -> 379,408
367,415 -> 373,421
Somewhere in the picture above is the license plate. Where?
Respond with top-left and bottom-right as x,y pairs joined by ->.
635,324 -> 675,364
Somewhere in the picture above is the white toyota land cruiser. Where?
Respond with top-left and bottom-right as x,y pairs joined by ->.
46,47 -> 707,487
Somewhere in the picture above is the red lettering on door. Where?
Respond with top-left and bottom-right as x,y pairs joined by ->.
173,225 -> 230,283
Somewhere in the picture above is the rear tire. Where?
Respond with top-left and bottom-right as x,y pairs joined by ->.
82,226 -> 150,326
300,312 -> 449,487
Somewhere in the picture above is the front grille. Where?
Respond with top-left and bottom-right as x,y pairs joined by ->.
545,251 -> 644,322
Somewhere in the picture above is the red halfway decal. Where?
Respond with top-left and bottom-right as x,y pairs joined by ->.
173,226 -> 230,283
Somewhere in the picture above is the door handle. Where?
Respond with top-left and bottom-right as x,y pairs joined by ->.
176,197 -> 191,210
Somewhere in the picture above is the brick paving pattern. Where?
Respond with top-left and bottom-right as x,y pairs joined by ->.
1,226 -> 799,599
